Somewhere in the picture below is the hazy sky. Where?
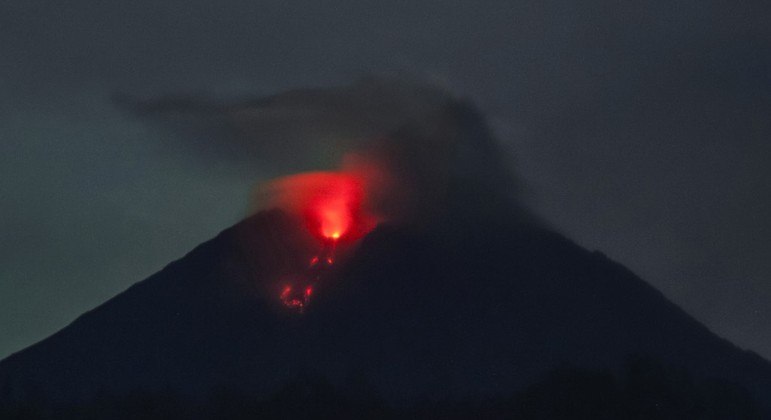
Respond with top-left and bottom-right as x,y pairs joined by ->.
1,0 -> 769,360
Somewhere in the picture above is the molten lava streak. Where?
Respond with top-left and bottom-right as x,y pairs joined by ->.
267,171 -> 378,312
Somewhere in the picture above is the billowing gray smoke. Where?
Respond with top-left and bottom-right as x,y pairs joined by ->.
114,78 -> 538,228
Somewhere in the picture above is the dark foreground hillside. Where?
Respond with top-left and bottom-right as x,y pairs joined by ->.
0,359 -> 762,419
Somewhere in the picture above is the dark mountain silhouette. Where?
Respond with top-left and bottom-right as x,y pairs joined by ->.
1,207 -> 770,418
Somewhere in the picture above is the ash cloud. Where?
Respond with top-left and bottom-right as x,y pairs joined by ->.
114,79 -> 538,228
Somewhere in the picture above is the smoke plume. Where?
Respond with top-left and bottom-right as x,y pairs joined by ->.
114,78 -> 536,230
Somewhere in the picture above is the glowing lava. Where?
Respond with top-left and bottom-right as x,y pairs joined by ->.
280,283 -> 314,311
265,170 -> 378,312
278,240 -> 336,313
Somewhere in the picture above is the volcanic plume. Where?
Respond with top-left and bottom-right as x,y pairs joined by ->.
115,79 -> 533,227
122,78 -> 536,313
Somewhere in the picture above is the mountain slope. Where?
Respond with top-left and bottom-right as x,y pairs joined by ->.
1,209 -> 769,415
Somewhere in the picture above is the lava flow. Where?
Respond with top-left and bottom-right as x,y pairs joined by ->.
267,171 -> 378,312
279,237 -> 337,312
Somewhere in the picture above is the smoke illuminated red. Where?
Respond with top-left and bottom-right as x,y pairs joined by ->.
313,187 -> 354,240
263,171 -> 377,243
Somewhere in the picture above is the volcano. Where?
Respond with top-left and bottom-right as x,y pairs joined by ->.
2,90 -> 770,418
1,208 -> 770,418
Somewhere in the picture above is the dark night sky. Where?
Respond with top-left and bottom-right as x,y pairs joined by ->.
1,0 -> 769,361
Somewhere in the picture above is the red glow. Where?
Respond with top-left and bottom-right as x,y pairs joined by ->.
264,171 -> 378,243
280,284 -> 310,310
264,167 -> 383,313
303,173 -> 363,241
